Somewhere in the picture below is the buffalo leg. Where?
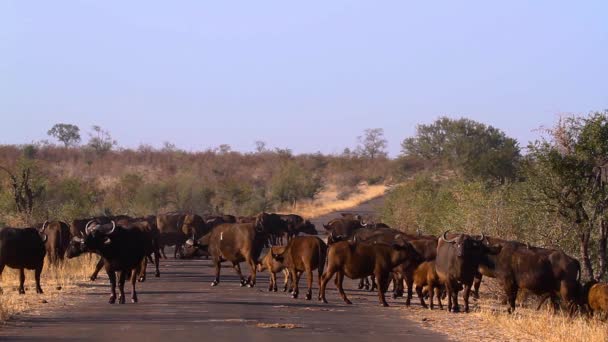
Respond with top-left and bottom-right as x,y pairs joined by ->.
376,272 -> 389,307
472,274 -> 482,300
291,268 -> 302,299
153,249 -> 161,277
463,283 -> 472,313
138,257 -> 147,282
536,293 -> 552,311
305,267 -> 313,300
319,268 -> 336,303
108,271 -> 117,304
131,266 -> 139,303
451,284 -> 461,313
358,278 -> 365,290
336,272 -> 352,305
35,263 -> 44,294
416,285 -> 428,309
117,271 -> 127,304
246,257 -> 257,287
18,268 -> 25,294
503,280 -> 518,314
160,246 -> 167,259
405,275 -> 414,306
433,286 -> 443,310
231,262 -> 247,286
90,257 -> 104,281
0,263 -> 4,294
211,258 -> 221,286
283,269 -> 290,292
269,271 -> 277,292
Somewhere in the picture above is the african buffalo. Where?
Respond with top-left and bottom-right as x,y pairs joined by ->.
473,237 -> 580,313
582,281 -> 608,319
324,218 -> 363,244
38,220 -> 71,265
0,227 -> 47,294
156,213 -> 189,259
66,221 -> 149,304
272,236 -> 327,300
257,246 -> 291,292
435,231 -> 501,313
319,237 -> 421,307
413,261 -> 443,310
206,221 -> 269,287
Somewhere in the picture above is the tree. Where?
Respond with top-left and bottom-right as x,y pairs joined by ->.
47,123 -> 81,147
525,112 -> 608,280
0,158 -> 46,219
254,140 -> 267,153
217,144 -> 232,154
356,128 -> 388,160
402,117 -> 520,183
87,125 -> 116,155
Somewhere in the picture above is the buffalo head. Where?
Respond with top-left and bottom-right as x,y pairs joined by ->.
440,231 -> 501,258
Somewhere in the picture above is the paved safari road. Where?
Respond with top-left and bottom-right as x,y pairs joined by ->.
0,197 -> 446,342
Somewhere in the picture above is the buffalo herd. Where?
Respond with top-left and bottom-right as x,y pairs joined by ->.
1,210 -> 607,320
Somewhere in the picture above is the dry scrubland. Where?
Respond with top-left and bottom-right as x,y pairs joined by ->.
0,256 -> 98,321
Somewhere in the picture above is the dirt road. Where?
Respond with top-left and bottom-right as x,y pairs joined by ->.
0,197 -> 446,341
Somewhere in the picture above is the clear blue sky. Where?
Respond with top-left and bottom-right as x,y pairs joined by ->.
1,1 -> 606,156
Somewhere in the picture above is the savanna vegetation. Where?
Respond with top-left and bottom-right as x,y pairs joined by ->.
0,125 -> 395,228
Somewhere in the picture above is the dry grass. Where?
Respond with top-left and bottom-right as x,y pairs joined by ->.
287,183 -> 387,218
0,255 -> 98,321
398,279 -> 608,342
476,308 -> 608,342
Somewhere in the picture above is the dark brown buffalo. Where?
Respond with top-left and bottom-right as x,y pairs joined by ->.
319,237 -> 421,307
473,237 -> 580,313
205,222 -> 269,287
87,216 -> 161,282
38,220 -> 71,265
435,231 -> 502,313
412,261 -> 443,310
257,246 -> 291,292
279,214 -> 313,241
582,281 -> 608,319
159,213 -> 209,256
271,236 -> 327,300
0,227 -> 47,294
323,218 -> 363,244
71,216 -> 131,281
351,227 -> 437,303
256,212 -> 288,245
66,221 -> 150,304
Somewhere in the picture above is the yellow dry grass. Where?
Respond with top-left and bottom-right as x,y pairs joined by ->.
0,255 -> 98,321
398,279 -> 608,342
475,308 -> 608,342
286,183 -> 387,218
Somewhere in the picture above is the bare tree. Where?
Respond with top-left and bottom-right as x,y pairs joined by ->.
356,128 -> 388,160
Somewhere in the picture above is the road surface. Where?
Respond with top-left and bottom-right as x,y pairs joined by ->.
0,197 -> 446,341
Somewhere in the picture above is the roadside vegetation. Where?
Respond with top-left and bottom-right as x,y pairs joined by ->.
383,111 -> 608,341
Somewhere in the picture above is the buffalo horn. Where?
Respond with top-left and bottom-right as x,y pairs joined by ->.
85,220 -> 96,235
440,230 -> 458,243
